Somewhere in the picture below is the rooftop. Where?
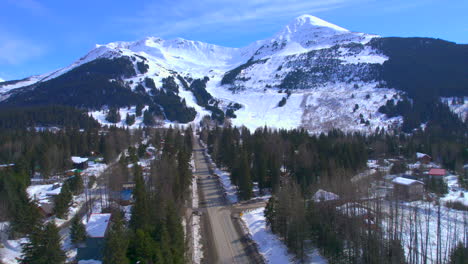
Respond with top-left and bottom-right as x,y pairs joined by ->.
72,156 -> 88,164
428,168 -> 446,176
392,177 -> 424,186
86,213 -> 111,238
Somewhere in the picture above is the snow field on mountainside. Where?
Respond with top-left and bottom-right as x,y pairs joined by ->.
208,77 -> 403,133
89,105 -> 149,128
441,97 -> 468,121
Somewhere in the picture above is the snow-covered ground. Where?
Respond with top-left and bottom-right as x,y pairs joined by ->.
203,148 -> 238,203
0,236 -> 27,264
190,154 -> 203,264
27,183 -> 61,203
89,105 -> 149,128
441,97 -> 468,121
385,200 -> 467,264
242,207 -> 327,264
441,174 -> 467,206
207,78 -> 403,133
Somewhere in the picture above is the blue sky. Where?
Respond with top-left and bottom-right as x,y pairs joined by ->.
0,0 -> 467,81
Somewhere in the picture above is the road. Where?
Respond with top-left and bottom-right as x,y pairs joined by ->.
193,139 -> 262,264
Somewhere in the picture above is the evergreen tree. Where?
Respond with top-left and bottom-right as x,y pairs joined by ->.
237,150 -> 253,200
103,214 -> 129,264
20,222 -> 66,264
125,113 -> 135,126
67,172 -> 84,195
54,183 -> 72,219
70,215 -> 87,245
106,108 -> 121,123
143,110 -> 154,126
130,166 -> 150,231
165,203 -> 185,264
1,170 -> 41,235
449,242 -> 467,264
127,229 -> 158,264
135,103 -> 144,117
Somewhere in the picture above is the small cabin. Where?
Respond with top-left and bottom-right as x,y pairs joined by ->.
77,213 -> 111,262
0,163 -> 14,171
416,152 -> 432,164
38,202 -> 55,218
312,189 -> 340,203
428,168 -> 446,179
72,156 -> 89,170
392,177 -> 424,201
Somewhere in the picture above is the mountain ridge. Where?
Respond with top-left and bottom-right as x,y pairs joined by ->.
0,15 -> 467,133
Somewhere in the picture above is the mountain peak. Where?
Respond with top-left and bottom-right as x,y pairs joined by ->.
291,15 -> 349,32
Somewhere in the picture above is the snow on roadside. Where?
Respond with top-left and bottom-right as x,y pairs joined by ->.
242,208 -> 292,264
191,154 -> 203,264
199,139 -> 239,203
191,214 -> 203,264
242,207 -> 327,264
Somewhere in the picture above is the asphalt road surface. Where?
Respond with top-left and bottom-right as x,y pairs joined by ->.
193,139 -> 258,264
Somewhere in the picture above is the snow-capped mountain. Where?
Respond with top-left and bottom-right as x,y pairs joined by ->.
1,15 -> 467,133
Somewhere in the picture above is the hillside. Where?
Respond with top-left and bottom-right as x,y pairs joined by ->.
0,15 -> 467,132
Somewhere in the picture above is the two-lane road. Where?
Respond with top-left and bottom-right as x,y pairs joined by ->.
193,139 -> 256,264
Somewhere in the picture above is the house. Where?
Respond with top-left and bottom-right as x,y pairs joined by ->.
72,156 -> 89,170
76,213 -> 111,262
0,163 -> 14,170
392,177 -> 424,201
312,189 -> 340,203
428,168 -> 446,179
416,152 -> 432,164
119,189 -> 133,205
38,202 -> 55,217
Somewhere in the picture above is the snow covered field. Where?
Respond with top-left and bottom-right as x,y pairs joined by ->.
242,207 -> 327,264
441,174 -> 468,206
385,200 -> 467,264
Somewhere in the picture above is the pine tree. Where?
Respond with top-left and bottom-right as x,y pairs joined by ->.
125,113 -> 135,126
143,110 -> 154,126
54,183 -> 72,219
237,150 -> 253,200
106,108 -> 121,123
165,203 -> 185,264
70,215 -> 87,245
67,172 -> 84,195
1,170 -> 41,235
135,103 -> 144,117
449,242 -> 467,264
127,229 -> 158,264
103,215 -> 129,264
20,222 -> 66,264
129,166 -> 150,231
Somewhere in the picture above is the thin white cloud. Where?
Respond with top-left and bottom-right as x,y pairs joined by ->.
115,0 -> 367,38
0,77 -> 4,82
0,29 -> 45,65
6,0 -> 49,15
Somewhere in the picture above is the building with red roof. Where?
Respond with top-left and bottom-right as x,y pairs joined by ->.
428,168 -> 446,178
